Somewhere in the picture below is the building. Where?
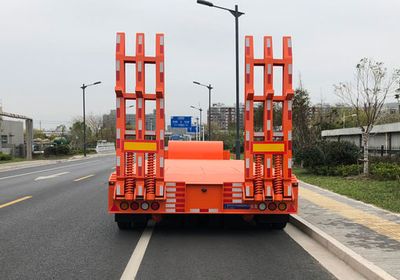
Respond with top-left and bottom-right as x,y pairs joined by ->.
103,109 -> 156,131
322,122 -> 400,154
0,119 -> 25,156
208,103 -> 244,131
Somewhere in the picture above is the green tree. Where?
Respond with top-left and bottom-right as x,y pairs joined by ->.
335,58 -> 400,175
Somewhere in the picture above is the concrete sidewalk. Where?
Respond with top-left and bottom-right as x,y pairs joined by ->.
0,153 -> 114,172
299,181 -> 400,279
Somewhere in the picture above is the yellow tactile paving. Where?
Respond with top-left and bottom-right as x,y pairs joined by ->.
300,187 -> 400,242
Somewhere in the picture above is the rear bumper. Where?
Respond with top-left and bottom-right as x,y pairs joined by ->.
108,180 -> 298,215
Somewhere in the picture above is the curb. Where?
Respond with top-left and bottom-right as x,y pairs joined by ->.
289,214 -> 397,280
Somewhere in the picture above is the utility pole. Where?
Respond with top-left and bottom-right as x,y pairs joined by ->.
196,0 -> 244,158
81,81 -> 101,157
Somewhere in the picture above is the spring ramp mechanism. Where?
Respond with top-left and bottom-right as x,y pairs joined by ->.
273,154 -> 283,200
125,152 -> 135,200
254,154 -> 264,201
145,153 -> 156,200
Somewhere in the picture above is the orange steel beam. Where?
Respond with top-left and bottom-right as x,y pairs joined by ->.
244,35 -> 294,202
114,32 -> 165,202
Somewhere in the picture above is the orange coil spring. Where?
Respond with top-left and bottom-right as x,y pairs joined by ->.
125,152 -> 135,200
273,154 -> 283,196
145,153 -> 155,198
254,154 -> 263,198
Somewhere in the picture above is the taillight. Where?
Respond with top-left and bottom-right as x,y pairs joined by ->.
268,202 -> 277,211
130,202 -> 139,210
120,201 -> 129,210
278,202 -> 287,211
141,201 -> 149,210
151,202 -> 160,211
258,202 -> 267,211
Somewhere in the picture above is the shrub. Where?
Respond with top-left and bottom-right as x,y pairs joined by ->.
370,163 -> 400,180
296,140 -> 360,169
0,152 -> 12,161
44,145 -> 70,157
335,164 -> 362,177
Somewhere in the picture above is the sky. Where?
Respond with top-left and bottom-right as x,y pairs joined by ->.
0,0 -> 399,129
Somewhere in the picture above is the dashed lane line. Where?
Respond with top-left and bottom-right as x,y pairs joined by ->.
74,174 -> 95,182
0,160 -> 99,181
0,196 -> 32,209
120,221 -> 155,280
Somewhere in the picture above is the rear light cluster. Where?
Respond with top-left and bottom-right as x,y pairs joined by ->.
258,202 -> 287,211
119,201 -> 160,211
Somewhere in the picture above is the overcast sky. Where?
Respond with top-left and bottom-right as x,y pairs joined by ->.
1,0 -> 399,129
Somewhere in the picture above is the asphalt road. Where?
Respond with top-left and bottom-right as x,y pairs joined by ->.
0,155 -> 335,280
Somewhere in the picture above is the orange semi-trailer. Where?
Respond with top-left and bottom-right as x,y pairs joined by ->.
108,33 -> 298,229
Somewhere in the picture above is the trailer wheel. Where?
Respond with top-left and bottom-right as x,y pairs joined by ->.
117,221 -> 134,230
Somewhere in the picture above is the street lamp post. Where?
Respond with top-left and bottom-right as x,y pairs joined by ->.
193,81 -> 212,140
343,113 -> 357,128
395,82 -> 400,113
197,0 -> 244,159
190,105 -> 203,141
81,81 -> 101,157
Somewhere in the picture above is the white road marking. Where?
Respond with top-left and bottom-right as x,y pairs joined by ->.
0,160 -> 99,181
74,174 -> 94,182
34,172 -> 70,181
120,221 -> 154,280
285,224 -> 365,280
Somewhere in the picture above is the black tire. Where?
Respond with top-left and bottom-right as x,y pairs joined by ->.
117,221 -> 134,230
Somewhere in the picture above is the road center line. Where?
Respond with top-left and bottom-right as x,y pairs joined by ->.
120,222 -> 154,280
74,174 -> 95,182
0,196 -> 32,209
0,160 -> 99,181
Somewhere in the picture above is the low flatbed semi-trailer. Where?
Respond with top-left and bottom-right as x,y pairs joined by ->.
109,33 -> 298,229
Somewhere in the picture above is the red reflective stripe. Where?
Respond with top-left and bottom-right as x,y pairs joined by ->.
116,139 -> 120,149
288,111 -> 292,120
175,203 -> 185,208
176,198 -> 185,203
223,199 -> 232,203
175,187 -> 185,192
223,187 -> 232,191
116,71 -> 120,81
176,193 -> 184,197
200,209 -> 208,213
160,45 -> 164,54
138,72 -> 142,82
138,166 -> 142,176
160,73 -> 164,83
116,166 -> 120,176
117,108 -> 120,118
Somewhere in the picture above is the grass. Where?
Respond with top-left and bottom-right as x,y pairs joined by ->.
294,167 -> 400,213
0,157 -> 26,164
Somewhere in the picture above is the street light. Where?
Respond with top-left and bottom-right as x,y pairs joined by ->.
193,81 -> 212,140
196,0 -> 244,159
343,113 -> 357,128
81,81 -> 101,157
190,105 -> 203,141
395,83 -> 400,113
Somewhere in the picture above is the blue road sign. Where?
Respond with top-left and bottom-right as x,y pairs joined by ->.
187,126 -> 199,133
171,116 -> 192,128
